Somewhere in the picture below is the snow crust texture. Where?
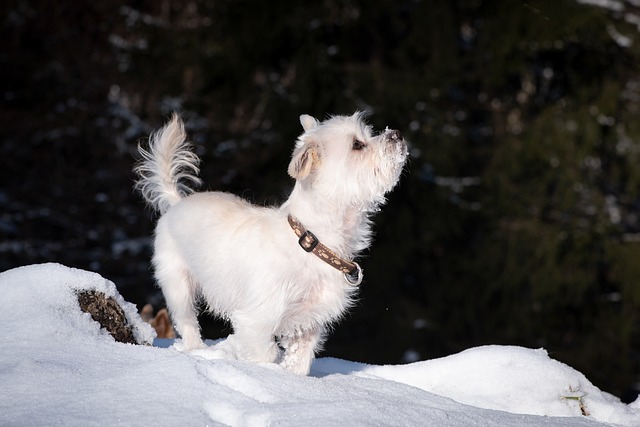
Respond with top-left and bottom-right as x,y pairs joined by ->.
0,264 -> 637,426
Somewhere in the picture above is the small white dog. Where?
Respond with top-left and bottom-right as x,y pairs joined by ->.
135,112 -> 408,375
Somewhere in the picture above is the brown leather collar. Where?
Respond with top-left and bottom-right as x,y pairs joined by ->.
287,214 -> 363,286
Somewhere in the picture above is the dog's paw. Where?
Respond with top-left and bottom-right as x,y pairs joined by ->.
171,340 -> 187,352
171,338 -> 205,352
196,337 -> 239,360
281,352 -> 313,376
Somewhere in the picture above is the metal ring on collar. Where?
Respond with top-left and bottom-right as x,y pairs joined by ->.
344,262 -> 363,286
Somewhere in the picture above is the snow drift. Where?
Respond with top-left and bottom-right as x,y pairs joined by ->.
0,264 -> 637,426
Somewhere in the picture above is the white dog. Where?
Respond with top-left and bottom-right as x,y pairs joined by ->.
135,112 -> 408,375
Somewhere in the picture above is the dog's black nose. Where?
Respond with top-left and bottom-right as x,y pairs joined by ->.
388,129 -> 402,142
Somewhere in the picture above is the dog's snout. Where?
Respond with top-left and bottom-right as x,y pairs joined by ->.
387,129 -> 402,142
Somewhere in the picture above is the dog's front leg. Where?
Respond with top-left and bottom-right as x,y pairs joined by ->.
230,314 -> 281,364
279,328 -> 324,375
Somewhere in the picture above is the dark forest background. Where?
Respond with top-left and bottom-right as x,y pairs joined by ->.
2,0 -> 640,402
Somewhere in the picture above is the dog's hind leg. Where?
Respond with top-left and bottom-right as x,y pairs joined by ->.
161,269 -> 204,350
153,233 -> 204,350
279,328 -> 324,375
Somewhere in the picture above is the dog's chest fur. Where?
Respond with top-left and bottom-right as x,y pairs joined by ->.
278,270 -> 355,334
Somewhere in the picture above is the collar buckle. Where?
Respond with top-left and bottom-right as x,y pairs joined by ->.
298,230 -> 319,252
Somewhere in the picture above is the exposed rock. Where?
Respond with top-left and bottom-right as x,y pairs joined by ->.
77,290 -> 138,344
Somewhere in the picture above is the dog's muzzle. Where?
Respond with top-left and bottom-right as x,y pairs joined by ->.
386,129 -> 402,142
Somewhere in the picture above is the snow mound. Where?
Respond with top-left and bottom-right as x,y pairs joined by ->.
0,263 -> 155,345
315,347 -> 636,423
0,263 -> 637,427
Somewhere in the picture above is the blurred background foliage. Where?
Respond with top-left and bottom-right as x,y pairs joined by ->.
2,0 -> 640,401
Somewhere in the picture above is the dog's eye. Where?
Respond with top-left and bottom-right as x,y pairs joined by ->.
352,139 -> 366,151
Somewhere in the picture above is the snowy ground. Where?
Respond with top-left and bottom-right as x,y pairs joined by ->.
0,264 -> 637,426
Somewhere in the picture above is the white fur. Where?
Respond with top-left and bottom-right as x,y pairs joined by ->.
135,114 -> 202,214
135,111 -> 408,375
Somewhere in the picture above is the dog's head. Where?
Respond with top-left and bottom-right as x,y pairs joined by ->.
288,112 -> 408,208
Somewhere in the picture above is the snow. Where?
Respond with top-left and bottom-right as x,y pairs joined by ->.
0,264 -> 638,426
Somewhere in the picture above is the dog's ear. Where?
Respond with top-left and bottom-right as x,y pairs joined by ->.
300,114 -> 319,131
288,142 -> 320,180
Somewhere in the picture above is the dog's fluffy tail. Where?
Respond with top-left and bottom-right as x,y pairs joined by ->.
134,113 -> 201,214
